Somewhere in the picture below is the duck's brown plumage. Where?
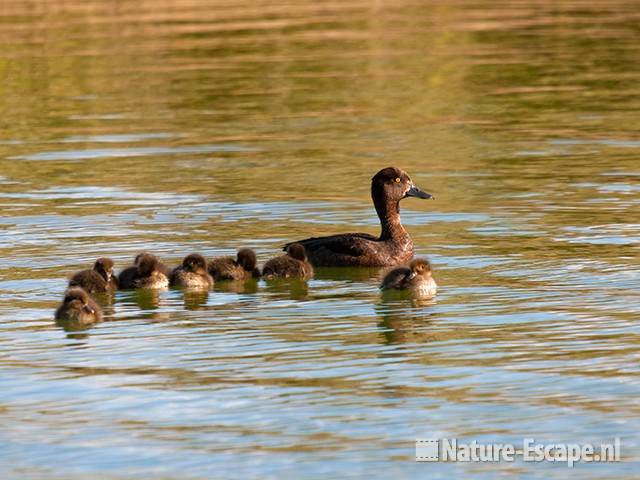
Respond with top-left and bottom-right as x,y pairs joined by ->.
55,287 -> 103,325
262,243 -> 314,279
381,258 -> 437,296
69,257 -> 118,293
170,253 -> 213,289
285,167 -> 433,267
208,248 -> 260,281
118,252 -> 169,289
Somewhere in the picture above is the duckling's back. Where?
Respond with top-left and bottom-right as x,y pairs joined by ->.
262,254 -> 313,279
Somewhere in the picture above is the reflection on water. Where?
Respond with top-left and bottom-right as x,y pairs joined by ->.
214,279 -> 259,295
182,289 -> 210,311
0,0 -> 639,478
375,296 -> 439,345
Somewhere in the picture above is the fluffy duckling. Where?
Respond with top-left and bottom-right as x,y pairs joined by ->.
118,252 -> 169,289
170,253 -> 213,289
262,243 -> 314,279
69,257 -> 118,293
208,248 -> 260,281
55,287 -> 103,325
380,258 -> 437,296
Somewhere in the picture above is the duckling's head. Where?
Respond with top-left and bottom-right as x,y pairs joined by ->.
182,253 -> 207,273
94,257 -> 114,282
286,243 -> 307,262
62,288 -> 95,314
371,167 -> 433,203
137,253 -> 161,276
237,248 -> 257,271
134,252 -> 149,265
409,258 -> 432,279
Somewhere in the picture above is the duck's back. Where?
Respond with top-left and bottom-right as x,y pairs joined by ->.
208,257 -> 249,281
55,299 -> 103,324
170,267 -> 213,289
262,255 -> 313,279
381,266 -> 412,289
381,267 -> 438,296
287,232 -> 412,267
118,266 -> 139,289
69,269 -> 109,293
137,271 -> 169,289
119,266 -> 169,289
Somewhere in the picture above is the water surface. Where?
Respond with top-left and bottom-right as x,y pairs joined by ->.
1,1 -> 639,478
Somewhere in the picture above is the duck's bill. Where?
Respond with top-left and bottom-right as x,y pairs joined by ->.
406,185 -> 434,200
83,304 -> 95,314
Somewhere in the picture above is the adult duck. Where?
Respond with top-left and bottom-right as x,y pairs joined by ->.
285,167 -> 433,267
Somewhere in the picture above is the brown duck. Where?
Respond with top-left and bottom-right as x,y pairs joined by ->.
208,248 -> 260,281
118,252 -> 170,289
381,258 -> 437,296
170,253 -> 214,289
262,243 -> 314,279
286,167 -> 433,267
69,257 -> 118,293
55,287 -> 103,325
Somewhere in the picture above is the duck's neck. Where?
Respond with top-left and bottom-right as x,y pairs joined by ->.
373,194 -> 408,241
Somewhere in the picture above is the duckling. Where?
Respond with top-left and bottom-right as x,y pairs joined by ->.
208,248 -> 260,281
69,257 -> 118,293
118,252 -> 169,289
262,243 -> 314,279
170,253 -> 213,289
54,287 -> 103,325
380,258 -> 437,296
286,167 -> 434,267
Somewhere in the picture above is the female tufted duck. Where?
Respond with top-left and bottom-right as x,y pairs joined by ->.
380,258 -> 437,296
286,167 -> 433,267
69,257 -> 118,293
170,253 -> 213,289
262,243 -> 314,279
208,248 -> 260,281
55,287 -> 103,325
118,252 -> 169,289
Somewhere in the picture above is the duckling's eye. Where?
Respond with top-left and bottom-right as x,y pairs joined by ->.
394,177 -> 401,183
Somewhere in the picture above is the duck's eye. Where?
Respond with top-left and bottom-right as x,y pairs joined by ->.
394,177 -> 401,183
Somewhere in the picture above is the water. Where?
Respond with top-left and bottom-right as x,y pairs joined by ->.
1,1 -> 639,478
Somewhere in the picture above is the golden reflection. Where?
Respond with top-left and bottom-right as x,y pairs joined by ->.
120,289 -> 163,311
263,279 -> 309,301
375,295 -> 438,345
55,316 -> 99,334
213,279 -> 259,295
0,2 -> 639,478
182,289 -> 209,310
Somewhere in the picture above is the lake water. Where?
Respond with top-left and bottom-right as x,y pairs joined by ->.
0,1 -> 639,478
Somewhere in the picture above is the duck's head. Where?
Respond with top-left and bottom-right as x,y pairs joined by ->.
182,253 -> 207,273
94,257 -> 114,282
237,248 -> 257,271
286,243 -> 307,262
409,258 -> 433,280
137,253 -> 161,276
371,167 -> 433,203
63,287 -> 95,314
